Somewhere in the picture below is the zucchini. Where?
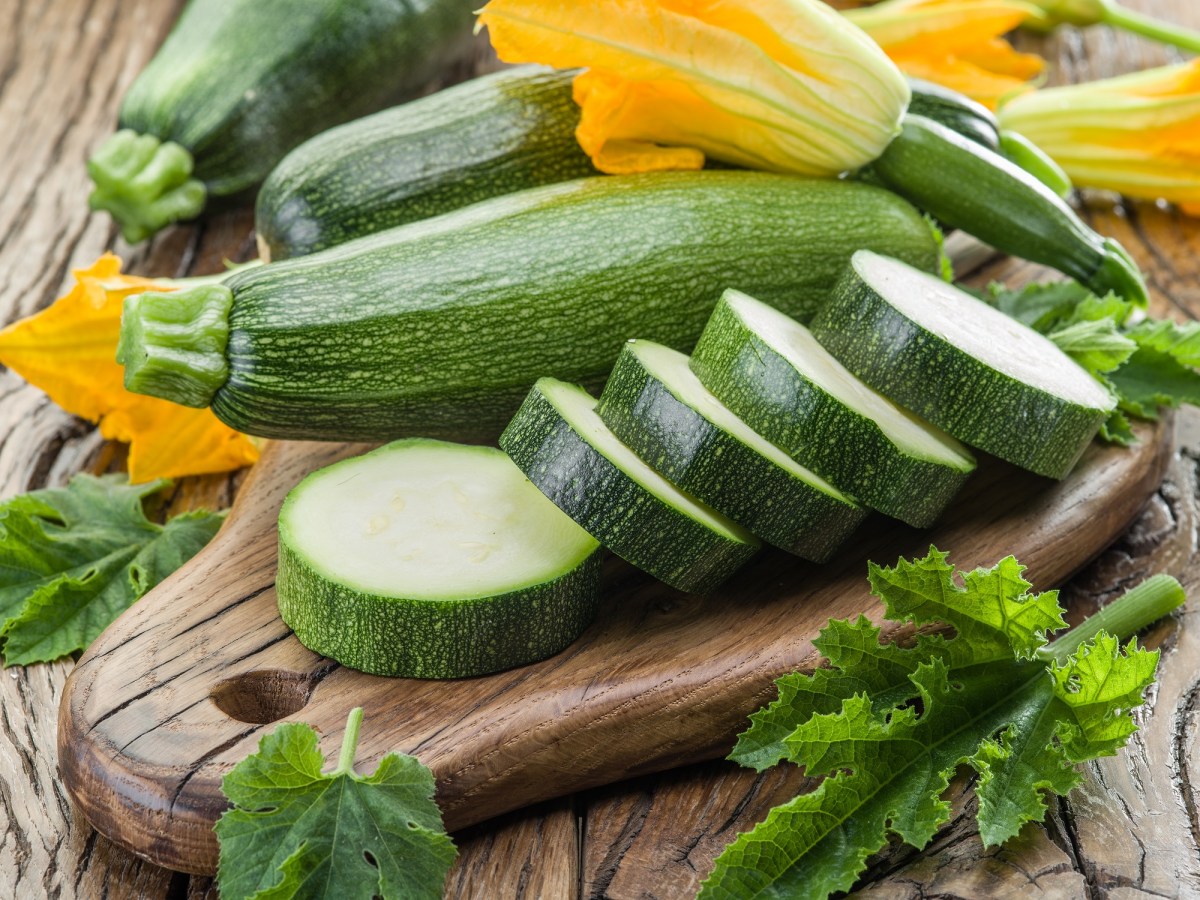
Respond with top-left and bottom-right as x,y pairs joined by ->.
999,130 -> 1073,198
88,0 -> 476,243
906,79 -> 1000,150
117,171 -> 941,442
871,115 -> 1148,305
689,289 -> 976,528
810,251 -> 1116,479
276,439 -> 602,679
257,66 -> 594,260
500,379 -> 759,594
596,340 -> 866,562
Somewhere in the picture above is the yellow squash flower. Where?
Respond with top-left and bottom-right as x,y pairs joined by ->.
844,0 -> 1044,109
0,254 -> 259,482
476,0 -> 909,176
999,60 -> 1200,215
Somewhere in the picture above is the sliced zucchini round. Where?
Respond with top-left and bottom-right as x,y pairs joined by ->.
500,378 -> 759,594
689,289 -> 976,528
596,340 -> 866,561
810,251 -> 1117,479
276,439 -> 602,679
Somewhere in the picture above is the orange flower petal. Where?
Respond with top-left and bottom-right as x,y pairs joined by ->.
0,254 -> 259,483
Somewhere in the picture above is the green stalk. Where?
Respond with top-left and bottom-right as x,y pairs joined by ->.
335,707 -> 365,777
1040,574 -> 1186,665
1103,5 -> 1200,55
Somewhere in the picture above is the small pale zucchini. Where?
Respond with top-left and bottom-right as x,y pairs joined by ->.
596,340 -> 866,561
810,251 -> 1116,479
257,66 -> 594,260
690,290 -> 976,528
501,379 -> 759,594
276,439 -> 602,679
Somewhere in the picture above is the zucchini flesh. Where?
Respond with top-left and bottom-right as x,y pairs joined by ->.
118,171 -> 941,441
501,379 -> 759,594
810,251 -> 1115,479
276,439 -> 602,679
89,0 -> 476,242
690,290 -> 976,528
872,115 -> 1148,305
257,66 -> 594,260
596,340 -> 866,561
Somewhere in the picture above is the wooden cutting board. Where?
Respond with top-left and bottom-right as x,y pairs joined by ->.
58,417 -> 1172,876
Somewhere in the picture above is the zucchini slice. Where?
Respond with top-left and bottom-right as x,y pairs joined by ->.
276,439 -> 602,679
501,379 -> 759,594
596,340 -> 866,561
690,290 -> 976,528
811,251 -> 1116,479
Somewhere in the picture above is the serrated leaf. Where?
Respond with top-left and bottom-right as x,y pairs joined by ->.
216,709 -> 456,900
1110,345 -> 1200,419
1048,318 -> 1137,376
703,548 -> 1164,900
985,279 -> 1094,330
0,474 -> 223,665
1099,408 -> 1137,445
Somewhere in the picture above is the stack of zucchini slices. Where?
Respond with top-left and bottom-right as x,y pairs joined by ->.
278,251 -> 1115,680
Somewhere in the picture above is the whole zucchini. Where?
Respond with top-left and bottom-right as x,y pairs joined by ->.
117,172 -> 940,442
88,0 -> 476,243
257,65 -> 595,260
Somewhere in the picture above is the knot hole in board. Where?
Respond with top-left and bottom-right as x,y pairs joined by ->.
210,668 -> 319,724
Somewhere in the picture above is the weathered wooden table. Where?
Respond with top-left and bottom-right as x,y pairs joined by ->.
2,1 -> 1199,896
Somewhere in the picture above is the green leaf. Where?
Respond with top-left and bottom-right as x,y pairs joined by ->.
1099,408 -> 1137,446
0,474 -> 223,665
1048,319 -> 1136,376
984,279 -> 1095,330
1110,346 -> 1200,419
216,708 -> 456,900
702,548 -> 1164,900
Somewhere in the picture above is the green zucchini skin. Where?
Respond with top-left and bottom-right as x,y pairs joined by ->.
275,439 -> 603,679
501,380 -> 759,595
94,0 -> 475,239
810,253 -> 1114,479
906,79 -> 1000,150
689,293 -> 975,528
595,341 -> 866,562
208,172 -> 940,441
277,541 -> 602,679
872,115 -> 1148,305
257,66 -> 595,260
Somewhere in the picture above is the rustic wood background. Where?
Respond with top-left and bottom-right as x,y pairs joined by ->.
1,0 -> 1198,897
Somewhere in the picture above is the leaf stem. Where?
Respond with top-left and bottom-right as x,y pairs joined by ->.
1103,5 -> 1200,55
1041,574 -> 1186,665
336,707 -> 365,777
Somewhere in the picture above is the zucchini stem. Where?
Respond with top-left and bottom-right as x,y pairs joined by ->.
88,130 -> 207,244
117,283 -> 234,408
1039,573 -> 1186,665
335,707 -> 365,777
1103,5 -> 1200,55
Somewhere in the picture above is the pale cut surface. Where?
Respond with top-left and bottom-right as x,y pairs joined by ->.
541,380 -> 751,541
727,290 -> 973,468
630,340 -> 850,501
854,250 -> 1115,410
281,442 -> 597,600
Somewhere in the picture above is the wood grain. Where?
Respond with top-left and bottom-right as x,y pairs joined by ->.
1,0 -> 1198,896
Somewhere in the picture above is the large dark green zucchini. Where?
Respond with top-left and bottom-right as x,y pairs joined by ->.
257,65 -> 595,260
88,0 -> 476,243
116,171 -> 940,442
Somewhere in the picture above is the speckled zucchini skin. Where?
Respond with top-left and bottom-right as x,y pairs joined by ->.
257,66 -> 595,259
809,259 -> 1114,479
595,342 -> 866,561
689,295 -> 975,528
213,171 -> 940,442
501,380 -> 759,594
906,79 -> 999,150
119,0 -> 476,199
276,539 -> 603,679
